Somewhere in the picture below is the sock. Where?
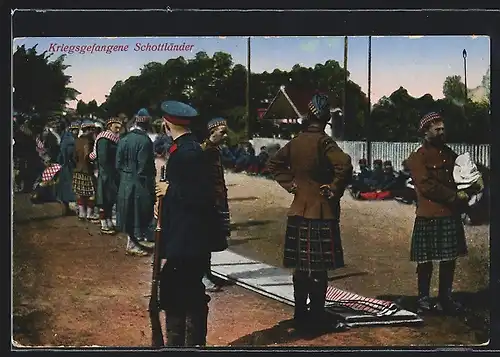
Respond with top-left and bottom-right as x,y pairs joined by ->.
86,206 -> 93,218
101,220 -> 108,229
77,197 -> 85,218
106,218 -> 114,229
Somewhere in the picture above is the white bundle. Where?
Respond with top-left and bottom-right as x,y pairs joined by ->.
453,152 -> 483,206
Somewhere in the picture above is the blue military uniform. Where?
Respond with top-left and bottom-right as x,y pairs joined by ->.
158,101 -> 217,347
116,108 -> 155,256
55,121 -> 80,212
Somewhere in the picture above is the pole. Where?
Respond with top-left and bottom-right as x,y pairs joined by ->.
463,49 -> 468,100
246,37 -> 251,141
342,36 -> 348,140
366,36 -> 372,167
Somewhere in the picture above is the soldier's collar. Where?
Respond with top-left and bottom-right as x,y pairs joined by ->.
305,125 -> 323,133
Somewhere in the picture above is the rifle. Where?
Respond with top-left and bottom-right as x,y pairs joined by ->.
149,164 -> 167,347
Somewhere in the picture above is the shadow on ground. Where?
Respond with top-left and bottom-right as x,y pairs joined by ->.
377,288 -> 490,343
229,237 -> 265,247
230,220 -> 274,230
228,316 -> 347,346
229,197 -> 259,202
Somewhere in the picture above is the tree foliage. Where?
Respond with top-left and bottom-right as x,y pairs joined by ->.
13,45 -> 80,125
442,75 -> 467,103
96,51 -> 368,141
78,50 -> 488,144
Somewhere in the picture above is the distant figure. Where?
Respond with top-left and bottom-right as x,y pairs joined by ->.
115,108 -> 155,256
378,160 -> 396,190
72,120 -> 99,222
92,118 -> 122,234
200,117 -> 231,292
392,159 -> 416,204
369,159 -> 384,189
56,121 -> 80,214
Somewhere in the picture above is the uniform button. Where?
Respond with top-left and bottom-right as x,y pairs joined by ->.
433,165 -> 437,168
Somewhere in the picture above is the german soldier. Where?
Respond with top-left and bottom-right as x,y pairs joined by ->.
72,120 -> 99,221
90,117 -> 122,234
155,101 -> 217,347
268,93 -> 353,331
115,109 -> 155,256
407,112 -> 482,315
200,117 -> 231,292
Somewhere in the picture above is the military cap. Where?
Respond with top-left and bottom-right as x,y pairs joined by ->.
383,160 -> 392,167
135,108 -> 151,123
106,117 -> 123,127
207,117 -> 227,131
419,112 -> 442,132
359,158 -> 367,164
373,159 -> 383,165
80,119 -> 95,129
69,121 -> 81,130
161,100 -> 199,126
308,93 -> 331,121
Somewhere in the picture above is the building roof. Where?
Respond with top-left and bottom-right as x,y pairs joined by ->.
260,86 -> 337,121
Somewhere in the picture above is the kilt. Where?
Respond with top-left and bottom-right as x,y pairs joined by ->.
283,215 -> 344,272
72,172 -> 96,198
410,216 -> 467,263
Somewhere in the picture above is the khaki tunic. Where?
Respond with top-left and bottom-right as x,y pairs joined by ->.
268,126 -> 353,220
407,142 -> 460,217
201,140 -> 228,208
73,135 -> 94,174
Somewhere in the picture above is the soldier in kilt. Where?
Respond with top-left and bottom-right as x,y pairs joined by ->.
268,93 -> 353,331
72,120 -> 99,221
200,117 -> 231,292
407,112 -> 482,315
90,117 -> 122,235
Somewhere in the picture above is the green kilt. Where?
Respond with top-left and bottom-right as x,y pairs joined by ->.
72,172 -> 96,198
283,215 -> 344,272
410,216 -> 467,263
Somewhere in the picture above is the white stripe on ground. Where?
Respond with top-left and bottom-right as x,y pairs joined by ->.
211,249 -> 422,327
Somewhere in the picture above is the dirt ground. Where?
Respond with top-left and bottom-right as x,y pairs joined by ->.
12,172 -> 490,348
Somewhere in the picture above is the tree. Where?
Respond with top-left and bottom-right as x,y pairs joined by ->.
76,100 -> 88,116
442,75 -> 466,103
13,44 -> 80,125
481,67 -> 490,103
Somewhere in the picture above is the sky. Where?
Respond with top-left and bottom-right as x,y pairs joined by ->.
13,36 -> 490,108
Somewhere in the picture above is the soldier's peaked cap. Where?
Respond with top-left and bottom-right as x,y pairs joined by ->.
161,100 -> 198,126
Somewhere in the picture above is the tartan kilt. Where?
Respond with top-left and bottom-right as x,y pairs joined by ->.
283,215 -> 344,272
72,172 -> 96,198
410,216 -> 467,262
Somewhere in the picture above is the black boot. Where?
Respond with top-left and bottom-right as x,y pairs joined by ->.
308,271 -> 330,331
292,270 -> 310,329
165,310 -> 187,346
185,301 -> 209,346
436,260 -> 463,315
416,262 -> 433,314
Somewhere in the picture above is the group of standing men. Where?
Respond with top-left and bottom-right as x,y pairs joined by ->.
15,92 -> 480,346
